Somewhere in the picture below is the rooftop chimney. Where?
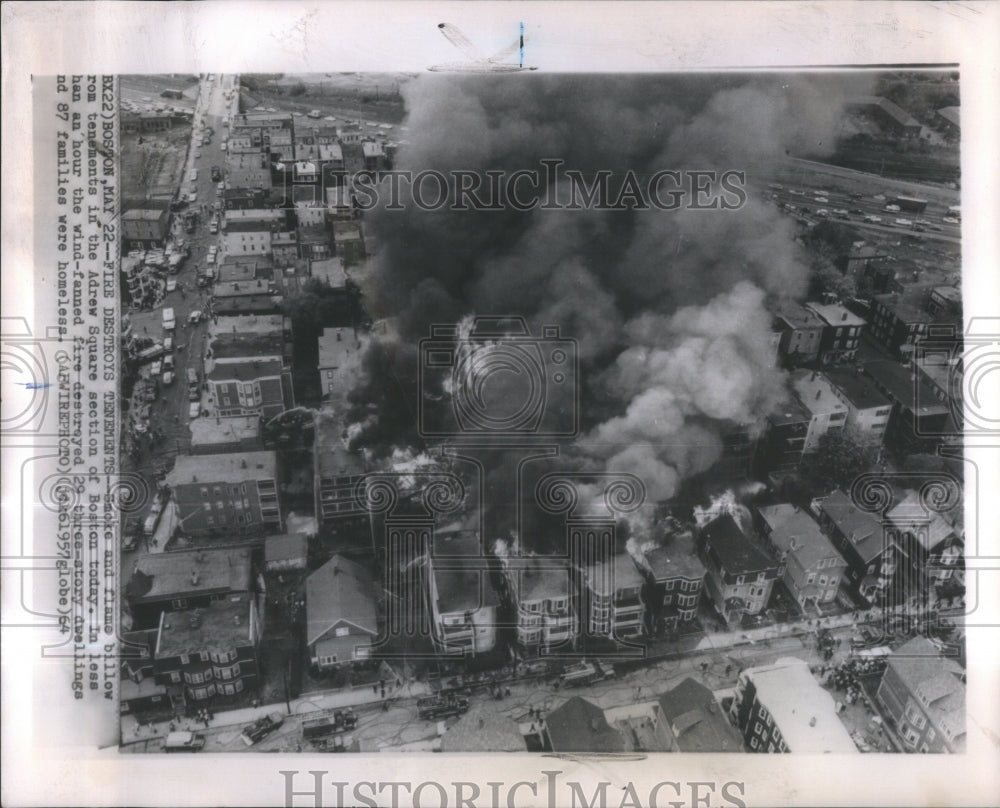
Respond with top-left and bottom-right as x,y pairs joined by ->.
191,571 -> 200,586
842,311 -> 848,321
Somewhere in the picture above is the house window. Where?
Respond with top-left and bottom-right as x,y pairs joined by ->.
335,626 -> 349,638
170,671 -> 181,683
172,599 -> 188,609
927,728 -> 936,743
750,737 -> 759,749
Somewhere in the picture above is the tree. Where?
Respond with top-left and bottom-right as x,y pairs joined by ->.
813,427 -> 880,489
809,254 -> 856,301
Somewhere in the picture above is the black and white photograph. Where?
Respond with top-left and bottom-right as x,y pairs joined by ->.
2,3 -> 999,807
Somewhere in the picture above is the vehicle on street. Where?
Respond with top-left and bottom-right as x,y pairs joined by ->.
188,401 -> 201,419
187,191 -> 198,204
149,360 -> 162,376
943,216 -> 959,224
164,336 -> 173,352
863,215 -> 883,224
163,354 -> 175,371
210,166 -> 222,182
135,342 -> 165,364
142,490 -> 169,537
122,517 -> 142,551
302,709 -> 358,743
188,169 -> 198,182
417,693 -> 469,721
163,307 -> 176,332
206,251 -> 216,265
166,279 -> 177,293
165,731 -> 206,752
895,218 -> 913,227
241,713 -> 285,746
162,371 -> 175,385
188,310 -> 203,325
815,209 -> 829,218
559,660 -> 616,688
814,196 -> 829,204
885,204 -> 901,212
209,220 -> 218,234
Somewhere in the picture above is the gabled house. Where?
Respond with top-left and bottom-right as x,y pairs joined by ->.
503,555 -> 579,654
544,696 -> 624,753
812,489 -> 903,606
698,514 -> 782,628
877,635 -> 965,752
305,554 -> 380,670
655,678 -> 744,752
885,492 -> 963,597
441,703 -> 526,752
755,504 -> 847,613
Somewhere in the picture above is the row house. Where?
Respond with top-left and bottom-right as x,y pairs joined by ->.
333,221 -> 365,265
544,696 -> 624,753
119,629 -> 170,721
305,554 -> 380,670
326,186 -> 354,219
925,285 -> 961,320
811,489 -> 902,607
822,366 -> 894,442
755,397 -> 812,476
299,223 -> 333,260
804,302 -> 867,365
122,206 -> 171,251
221,188 -> 276,211
755,504 -> 846,613
362,141 -> 386,171
790,370 -> 849,452
698,514 -> 782,628
654,678 -> 744,752
863,360 -> 953,457
211,278 -> 282,316
585,553 -> 646,640
427,530 -> 500,656
153,593 -> 261,709
636,530 -> 706,633
503,556 -> 579,654
318,327 -> 370,402
313,410 -> 371,548
124,547 -> 253,631
221,219 -> 279,257
225,152 -> 273,190
209,313 -> 292,364
772,300 -> 825,367
730,657 -> 858,753
876,635 -> 966,752
885,491 -> 964,600
165,451 -> 282,538
207,356 -> 293,419
868,290 -> 957,360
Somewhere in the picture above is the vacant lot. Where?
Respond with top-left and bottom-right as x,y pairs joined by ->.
120,125 -> 192,201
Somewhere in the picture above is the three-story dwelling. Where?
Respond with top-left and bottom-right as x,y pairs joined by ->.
165,451 -> 282,538
812,489 -> 905,607
505,555 -> 579,654
637,530 -> 707,634
876,635 -> 966,752
698,513 -> 782,629
426,530 -> 500,656
152,593 -> 261,711
584,553 -> 646,640
755,504 -> 847,614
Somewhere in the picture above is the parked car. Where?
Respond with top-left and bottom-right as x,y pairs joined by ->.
164,335 -> 173,352
188,401 -> 201,419
241,713 -> 284,746
559,660 -> 616,688
209,220 -> 218,234
188,310 -> 203,325
142,490 -> 169,537
162,371 -> 175,386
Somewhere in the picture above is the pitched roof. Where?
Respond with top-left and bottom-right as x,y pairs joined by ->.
642,530 -> 707,583
586,553 -> 644,596
701,513 -> 777,575
657,678 -> 743,752
815,490 -> 885,563
265,533 -> 309,563
757,504 -> 843,569
885,492 -> 957,551
431,530 -> 500,614
441,703 -> 526,752
545,696 -> 624,753
887,636 -> 965,745
823,367 -> 893,411
305,554 -> 379,646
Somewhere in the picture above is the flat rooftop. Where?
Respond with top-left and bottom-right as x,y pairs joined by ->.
773,300 -> 825,330
757,504 -> 842,569
805,302 -> 866,328
587,553 -> 645,596
314,409 -> 367,479
156,593 -> 256,657
791,370 -> 849,418
742,658 -> 858,753
863,359 -> 950,415
823,367 -> 893,411
166,450 -> 276,486
643,530 -> 706,582
189,415 -> 260,448
128,547 -> 252,603
207,357 -> 283,382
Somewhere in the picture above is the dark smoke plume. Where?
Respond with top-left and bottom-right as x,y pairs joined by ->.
351,73 -> 871,503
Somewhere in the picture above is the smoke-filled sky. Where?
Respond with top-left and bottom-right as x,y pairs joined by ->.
354,72 -> 873,506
